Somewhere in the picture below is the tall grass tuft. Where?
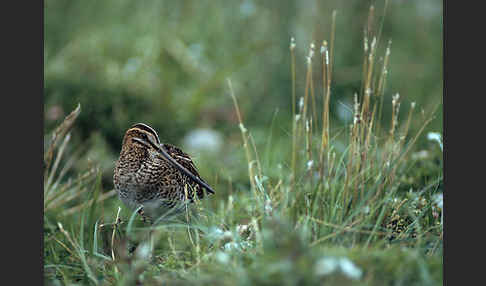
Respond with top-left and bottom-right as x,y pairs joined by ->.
227,3 -> 440,260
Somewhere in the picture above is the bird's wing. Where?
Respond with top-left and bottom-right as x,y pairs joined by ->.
162,143 -> 215,198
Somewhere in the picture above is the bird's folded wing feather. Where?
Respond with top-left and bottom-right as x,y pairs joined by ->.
161,143 -> 214,197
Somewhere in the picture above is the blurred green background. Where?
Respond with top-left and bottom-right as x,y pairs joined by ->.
44,0 -> 443,191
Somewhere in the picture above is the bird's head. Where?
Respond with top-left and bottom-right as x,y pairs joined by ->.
121,123 -> 161,152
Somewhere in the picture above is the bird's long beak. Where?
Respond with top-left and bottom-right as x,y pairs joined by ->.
132,137 -> 215,194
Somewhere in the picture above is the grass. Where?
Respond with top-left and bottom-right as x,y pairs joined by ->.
43,6 -> 443,285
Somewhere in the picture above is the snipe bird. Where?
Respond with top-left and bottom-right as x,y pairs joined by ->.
113,123 -> 215,223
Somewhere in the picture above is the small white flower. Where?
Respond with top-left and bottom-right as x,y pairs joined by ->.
208,227 -> 225,241
223,242 -> 241,251
307,160 -> 314,170
315,257 -> 339,276
239,123 -> 248,133
222,231 -> 233,243
290,37 -> 296,50
315,257 -> 362,280
339,257 -> 363,280
433,193 -> 443,210
427,132 -> 443,151
135,242 -> 151,260
215,251 -> 230,264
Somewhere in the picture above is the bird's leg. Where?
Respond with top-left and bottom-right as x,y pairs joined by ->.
136,207 -> 155,260
129,207 -> 154,257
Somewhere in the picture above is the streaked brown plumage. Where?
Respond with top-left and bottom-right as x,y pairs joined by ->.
113,123 -> 215,222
